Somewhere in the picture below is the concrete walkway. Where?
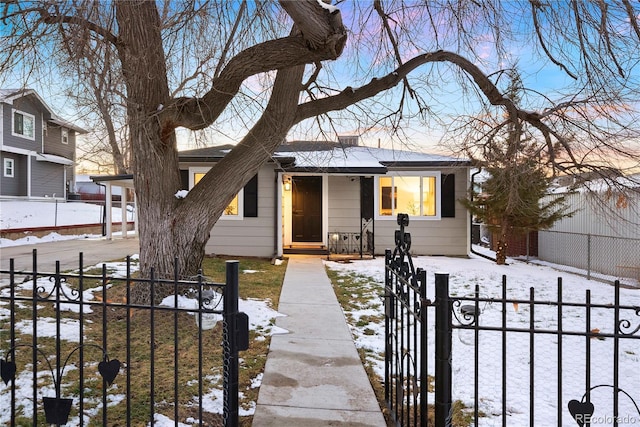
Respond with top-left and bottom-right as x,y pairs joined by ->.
252,256 -> 387,427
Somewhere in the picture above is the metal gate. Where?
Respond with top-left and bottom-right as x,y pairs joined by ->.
384,214 -> 640,426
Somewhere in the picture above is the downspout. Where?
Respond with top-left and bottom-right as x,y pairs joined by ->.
470,168 -> 495,262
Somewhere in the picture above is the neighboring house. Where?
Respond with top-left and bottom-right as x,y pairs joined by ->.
538,174 -> 640,281
177,137 -> 472,258
0,89 -> 87,199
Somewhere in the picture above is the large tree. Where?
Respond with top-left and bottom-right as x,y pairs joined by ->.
2,1 -> 640,301
461,70 -> 573,264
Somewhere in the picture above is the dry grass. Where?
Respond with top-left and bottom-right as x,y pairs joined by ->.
1,255 -> 287,426
326,266 -> 475,427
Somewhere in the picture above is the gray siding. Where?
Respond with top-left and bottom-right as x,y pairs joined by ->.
0,153 -> 27,196
327,176 -> 361,231
44,125 -> 76,159
205,164 -> 277,257
1,98 -> 42,152
203,166 -> 470,258
373,168 -> 469,256
538,191 -> 640,279
30,159 -> 65,197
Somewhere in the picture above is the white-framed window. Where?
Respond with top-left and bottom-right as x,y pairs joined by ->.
189,167 -> 243,219
4,158 -> 15,177
61,128 -> 69,144
12,109 -> 35,140
375,173 -> 441,219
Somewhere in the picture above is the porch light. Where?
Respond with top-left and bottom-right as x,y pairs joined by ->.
331,233 -> 340,241
283,176 -> 292,191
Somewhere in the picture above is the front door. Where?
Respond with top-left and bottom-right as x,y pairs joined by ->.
292,176 -> 322,242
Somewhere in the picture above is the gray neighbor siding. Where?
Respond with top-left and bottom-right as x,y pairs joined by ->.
204,164 -> 277,257
30,159 -> 65,197
1,91 -> 79,199
0,153 -> 28,196
2,97 -> 42,153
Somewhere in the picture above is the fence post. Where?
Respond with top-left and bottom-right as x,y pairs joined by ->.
384,249 -> 392,406
435,272 -> 452,427
587,233 -> 591,280
224,260 -> 240,427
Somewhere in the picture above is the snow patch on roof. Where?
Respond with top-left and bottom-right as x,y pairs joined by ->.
274,146 -> 465,169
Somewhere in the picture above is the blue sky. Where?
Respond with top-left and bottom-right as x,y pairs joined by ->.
2,1 -> 639,168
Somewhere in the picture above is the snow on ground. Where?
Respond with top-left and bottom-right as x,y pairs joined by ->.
1,200 -> 132,247
324,255 -> 640,426
0,255 -> 286,425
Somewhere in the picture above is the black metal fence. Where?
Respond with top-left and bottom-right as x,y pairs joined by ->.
385,214 -> 640,426
0,250 -> 248,427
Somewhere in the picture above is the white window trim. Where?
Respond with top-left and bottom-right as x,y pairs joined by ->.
374,172 -> 442,220
189,166 -> 243,220
11,109 -> 36,141
61,128 -> 69,144
4,158 -> 15,177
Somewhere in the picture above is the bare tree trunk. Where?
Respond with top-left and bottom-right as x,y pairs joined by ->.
495,225 -> 509,265
116,2 -> 184,303
115,1 -> 307,304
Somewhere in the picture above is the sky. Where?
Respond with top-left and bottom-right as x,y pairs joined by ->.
2,1 -> 639,172
1,199 -> 638,425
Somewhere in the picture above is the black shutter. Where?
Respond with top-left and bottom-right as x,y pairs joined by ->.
180,170 -> 189,190
243,174 -> 258,217
441,174 -> 455,218
360,177 -> 374,220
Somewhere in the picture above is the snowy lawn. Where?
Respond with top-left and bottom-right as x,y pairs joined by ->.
325,255 -> 640,426
0,255 -> 287,427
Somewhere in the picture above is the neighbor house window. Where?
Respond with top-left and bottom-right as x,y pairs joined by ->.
376,174 -> 440,219
61,128 -> 69,144
12,109 -> 35,140
192,169 -> 242,218
4,158 -> 15,177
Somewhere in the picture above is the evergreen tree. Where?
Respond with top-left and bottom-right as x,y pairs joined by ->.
462,70 -> 573,264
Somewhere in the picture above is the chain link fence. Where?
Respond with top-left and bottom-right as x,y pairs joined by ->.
538,230 -> 640,286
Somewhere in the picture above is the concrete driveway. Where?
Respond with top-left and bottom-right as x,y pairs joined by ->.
0,237 -> 140,276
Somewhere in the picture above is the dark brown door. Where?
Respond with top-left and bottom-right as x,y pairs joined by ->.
292,176 -> 322,242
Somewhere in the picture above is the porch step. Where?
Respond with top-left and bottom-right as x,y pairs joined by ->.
283,247 -> 329,255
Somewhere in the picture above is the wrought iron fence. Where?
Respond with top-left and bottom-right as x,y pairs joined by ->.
327,227 -> 374,258
0,250 -> 247,427
385,214 -> 640,426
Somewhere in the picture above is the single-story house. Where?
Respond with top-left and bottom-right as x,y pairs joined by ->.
179,138 -> 472,258
0,89 -> 87,199
93,137 -> 472,258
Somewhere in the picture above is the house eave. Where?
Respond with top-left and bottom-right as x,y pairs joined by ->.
281,166 -> 388,174
90,174 -> 135,188
380,160 -> 472,168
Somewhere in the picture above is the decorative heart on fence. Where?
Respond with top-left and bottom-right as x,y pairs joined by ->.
568,399 -> 594,427
1,359 -> 16,385
98,358 -> 121,385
